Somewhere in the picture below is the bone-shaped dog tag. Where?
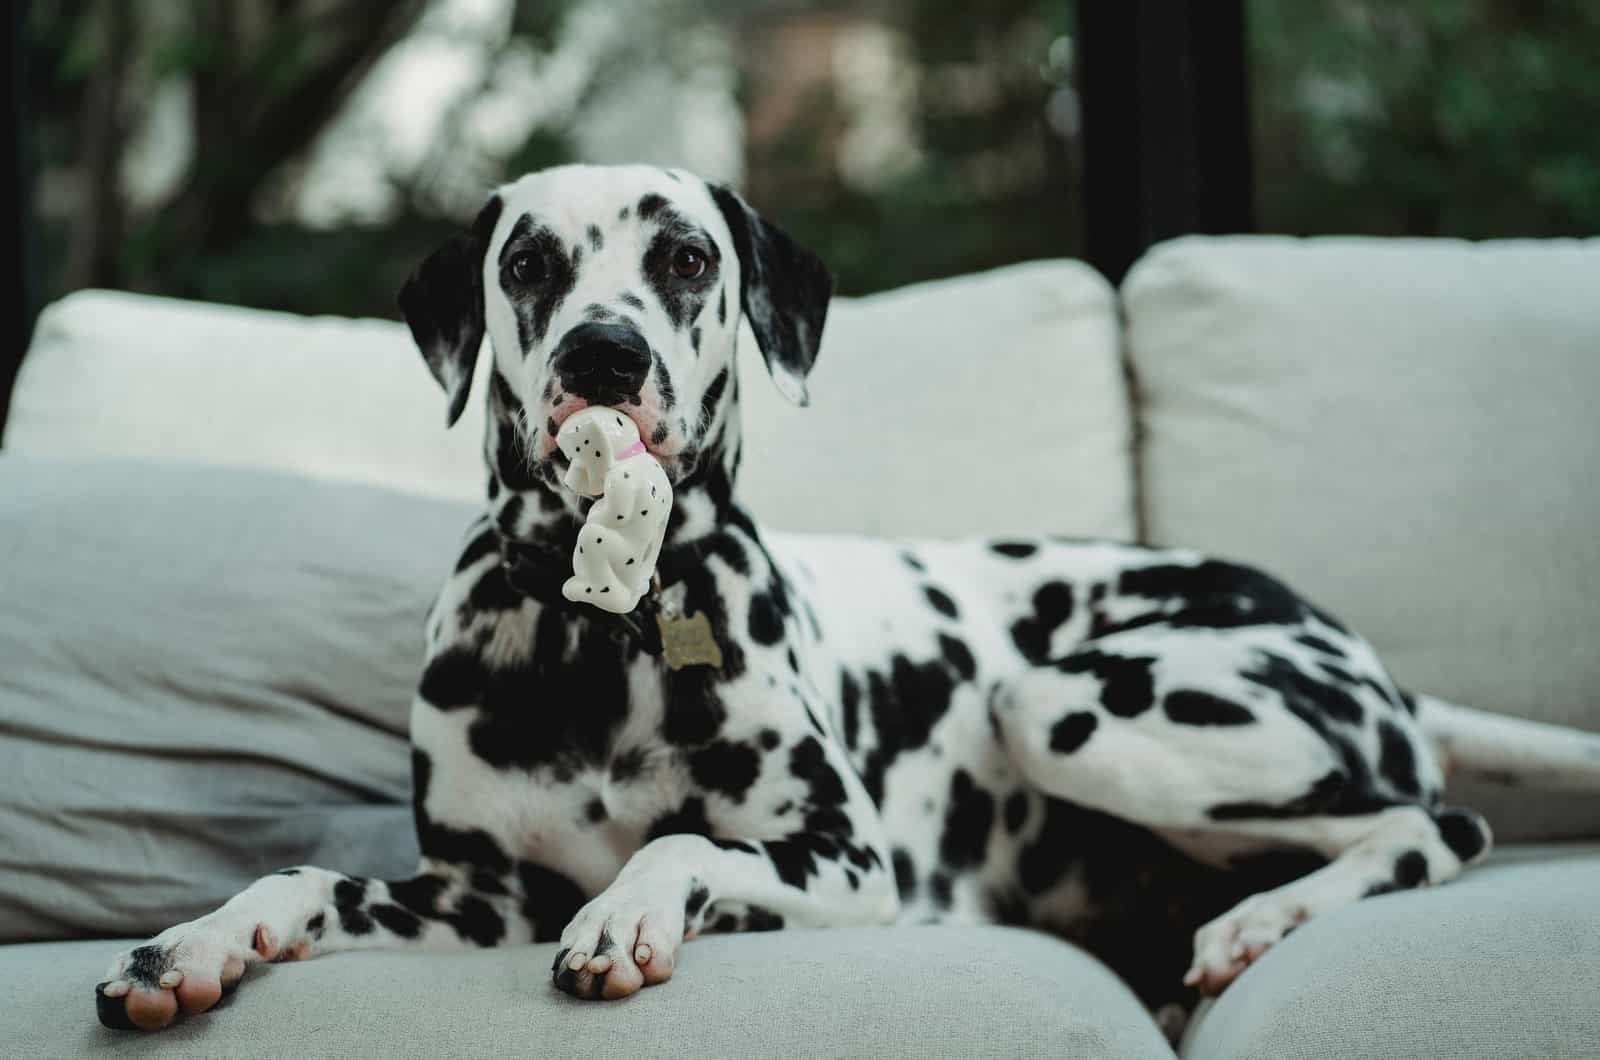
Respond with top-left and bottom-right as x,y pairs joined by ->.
655,581 -> 723,671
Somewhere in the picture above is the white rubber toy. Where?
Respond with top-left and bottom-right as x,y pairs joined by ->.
555,407 -> 673,613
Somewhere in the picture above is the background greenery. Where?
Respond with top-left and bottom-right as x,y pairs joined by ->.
24,0 -> 1600,320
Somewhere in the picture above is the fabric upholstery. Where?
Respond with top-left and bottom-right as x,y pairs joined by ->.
1180,843 -> 1600,1060
1123,236 -> 1600,840
0,457 -> 471,943
0,927 -> 1177,1060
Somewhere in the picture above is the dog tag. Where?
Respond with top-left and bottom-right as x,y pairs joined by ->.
655,582 -> 723,670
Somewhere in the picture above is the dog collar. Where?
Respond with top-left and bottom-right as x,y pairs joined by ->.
496,532 -> 664,655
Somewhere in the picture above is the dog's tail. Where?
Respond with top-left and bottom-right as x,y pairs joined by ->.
1417,694 -> 1600,791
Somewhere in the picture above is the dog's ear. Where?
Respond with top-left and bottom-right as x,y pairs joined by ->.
397,194 -> 504,427
708,183 -> 832,406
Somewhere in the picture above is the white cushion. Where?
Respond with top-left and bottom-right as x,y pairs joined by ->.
740,260 -> 1133,539
5,290 -> 491,503
6,261 -> 1135,540
1124,235 -> 1600,839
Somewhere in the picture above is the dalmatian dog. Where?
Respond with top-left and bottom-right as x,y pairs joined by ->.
95,163 -> 1600,1034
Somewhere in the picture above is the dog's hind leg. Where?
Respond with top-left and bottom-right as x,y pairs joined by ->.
94,862 -> 540,1031
1180,803 -> 1488,992
990,626 -> 1491,995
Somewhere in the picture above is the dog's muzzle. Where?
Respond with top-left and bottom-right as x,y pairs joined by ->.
551,323 -> 652,405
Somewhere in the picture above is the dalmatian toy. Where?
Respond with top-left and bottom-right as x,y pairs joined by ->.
557,407 -> 672,614
93,164 -> 1600,1036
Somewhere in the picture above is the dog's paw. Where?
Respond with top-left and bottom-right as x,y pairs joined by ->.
95,920 -> 283,1030
1183,894 -> 1309,996
551,881 -> 685,1001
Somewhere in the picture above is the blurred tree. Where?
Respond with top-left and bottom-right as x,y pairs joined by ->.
1251,0 -> 1600,237
739,0 -> 1081,294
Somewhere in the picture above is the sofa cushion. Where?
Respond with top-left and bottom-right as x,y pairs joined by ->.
1179,843 -> 1600,1060
5,259 -> 1134,540
0,927 -> 1177,1060
1124,236 -> 1600,841
0,456 -> 472,943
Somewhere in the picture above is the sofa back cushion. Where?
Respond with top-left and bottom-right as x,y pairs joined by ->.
5,261 -> 1134,541
0,457 -> 457,942
1124,235 -> 1600,840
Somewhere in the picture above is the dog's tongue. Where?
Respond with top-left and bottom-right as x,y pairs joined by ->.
555,407 -> 671,614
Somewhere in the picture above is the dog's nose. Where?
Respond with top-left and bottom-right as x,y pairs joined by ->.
550,323 -> 652,404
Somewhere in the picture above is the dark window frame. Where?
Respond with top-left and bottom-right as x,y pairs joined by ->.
1077,0 -> 1254,286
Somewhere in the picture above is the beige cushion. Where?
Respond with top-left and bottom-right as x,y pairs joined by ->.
1124,236 -> 1600,840
6,260 -> 1135,540
1180,843 -> 1600,1060
740,260 -> 1134,539
1,927 -> 1177,1060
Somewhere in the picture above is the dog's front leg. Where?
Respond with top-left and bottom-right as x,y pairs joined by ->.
553,739 -> 898,1001
95,864 -> 530,1030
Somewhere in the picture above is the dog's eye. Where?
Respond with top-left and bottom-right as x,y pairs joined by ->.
509,251 -> 544,285
671,246 -> 707,280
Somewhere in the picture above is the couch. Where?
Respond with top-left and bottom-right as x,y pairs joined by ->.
1,236 -> 1596,1059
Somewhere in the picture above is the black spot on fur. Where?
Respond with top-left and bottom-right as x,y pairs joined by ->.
516,862 -> 583,943
747,591 -> 786,645
1241,651 -> 1365,725
1011,581 -> 1075,662
685,884 -> 711,919
1056,650 -> 1156,717
334,878 -> 373,936
497,214 -> 580,353
938,633 -> 976,681
305,912 -> 326,939
1115,560 -> 1312,631
1003,790 -> 1029,834
619,291 -> 645,310
1433,807 -> 1489,863
584,798 -> 607,823
992,542 -> 1038,559
587,224 -> 603,251
1393,850 -> 1429,888
939,770 -> 994,869
745,906 -> 784,931
638,193 -> 667,219
901,551 -> 925,572
1376,719 -> 1420,796
892,848 -> 916,899
610,747 -> 646,783
689,739 -> 761,802
859,655 -> 957,804
924,585 -> 959,618
840,671 -> 862,749
648,797 -> 714,840
370,903 -> 422,939
929,873 -> 953,908
1207,770 -> 1391,820
1049,711 -> 1099,752
759,728 -> 781,750
1164,690 -> 1255,726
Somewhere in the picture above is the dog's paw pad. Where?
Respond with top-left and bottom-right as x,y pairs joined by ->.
552,889 -> 684,1001
1184,897 -> 1308,996
96,929 -> 251,1031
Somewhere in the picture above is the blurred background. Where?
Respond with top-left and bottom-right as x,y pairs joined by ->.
11,0 -> 1600,322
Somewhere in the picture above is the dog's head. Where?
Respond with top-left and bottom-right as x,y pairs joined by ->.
398,164 -> 831,489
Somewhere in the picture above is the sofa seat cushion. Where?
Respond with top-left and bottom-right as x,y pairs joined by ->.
1180,843 -> 1600,1060
0,927 -> 1176,1060
1123,235 -> 1600,841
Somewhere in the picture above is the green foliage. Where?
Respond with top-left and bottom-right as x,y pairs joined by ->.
1251,0 -> 1600,237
